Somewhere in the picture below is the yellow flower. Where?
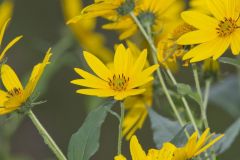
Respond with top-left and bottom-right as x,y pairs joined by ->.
0,49 -> 52,115
71,44 -> 158,100
0,19 -> 23,62
104,0 -> 185,40
114,135 -> 176,160
157,22 -> 195,71
0,0 -> 13,29
173,128 -> 224,160
177,0 -> 240,62
61,0 -> 113,63
157,39 -> 184,72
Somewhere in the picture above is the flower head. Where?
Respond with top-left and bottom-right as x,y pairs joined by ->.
0,19 -> 22,62
173,128 -> 224,160
177,0 -> 240,62
104,0 -> 185,40
114,135 -> 176,160
0,49 -> 52,115
71,44 -> 158,100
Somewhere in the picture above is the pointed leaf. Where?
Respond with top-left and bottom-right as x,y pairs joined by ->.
214,118 -> 240,154
149,108 -> 181,148
68,100 -> 115,160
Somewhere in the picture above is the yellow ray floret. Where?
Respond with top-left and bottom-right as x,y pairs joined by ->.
114,135 -> 176,160
0,49 -> 52,115
71,44 -> 159,100
0,19 -> 23,62
177,0 -> 240,62
173,128 -> 224,160
114,128 -> 223,160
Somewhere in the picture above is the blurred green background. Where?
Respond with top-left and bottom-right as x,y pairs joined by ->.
0,0 -> 239,159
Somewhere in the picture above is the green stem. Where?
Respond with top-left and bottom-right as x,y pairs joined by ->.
130,12 -> 189,128
27,110 -> 67,160
117,102 -> 125,155
166,69 -> 199,133
202,79 -> 211,129
192,64 -> 210,129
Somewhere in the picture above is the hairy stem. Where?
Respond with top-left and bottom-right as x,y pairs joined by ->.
117,102 -> 125,155
28,110 -> 67,160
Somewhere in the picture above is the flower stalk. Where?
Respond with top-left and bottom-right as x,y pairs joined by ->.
130,12 -> 200,131
27,110 -> 67,160
117,102 -> 125,155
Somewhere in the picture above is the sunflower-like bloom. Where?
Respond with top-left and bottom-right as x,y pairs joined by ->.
157,22 -> 196,71
122,41 -> 153,140
104,0 -> 185,40
114,135 -> 176,160
0,19 -> 23,62
173,128 -> 224,160
61,0 -> 113,63
115,129 -> 223,160
71,44 -> 158,100
177,0 -> 240,63
0,50 -> 52,115
157,40 -> 184,72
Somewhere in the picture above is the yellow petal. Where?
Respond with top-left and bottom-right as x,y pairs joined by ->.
230,30 -> 240,55
0,107 -> 18,115
0,18 -> 10,46
114,44 -> 127,74
183,37 -> 230,62
114,155 -> 127,160
207,0 -> 225,20
71,79 -> 108,89
119,26 -> 138,40
181,11 -> 218,30
1,64 -> 23,91
24,49 -> 52,99
194,128 -> 210,153
114,89 -> 146,101
185,132 -> 198,157
83,51 -> 112,81
225,0 -> 236,18
132,49 -> 147,75
177,30 -> 217,45
0,90 -> 8,106
0,35 -> 23,61
130,135 -> 146,160
77,88 -> 115,97
194,134 -> 224,156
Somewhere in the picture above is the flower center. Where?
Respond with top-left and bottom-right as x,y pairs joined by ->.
138,11 -> 156,29
216,17 -> 238,37
108,74 -> 129,91
117,0 -> 135,16
7,88 -> 23,98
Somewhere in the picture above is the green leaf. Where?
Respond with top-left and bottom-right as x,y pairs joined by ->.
68,100 -> 115,160
149,108 -> 181,148
210,76 -> 240,118
176,83 -> 201,105
219,57 -> 240,68
170,124 -> 194,147
214,118 -> 240,154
